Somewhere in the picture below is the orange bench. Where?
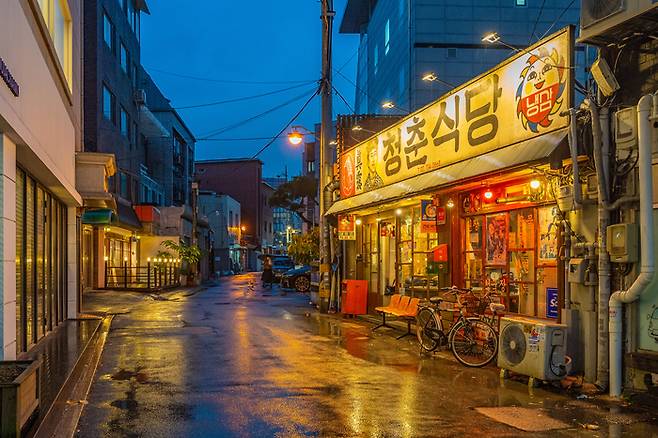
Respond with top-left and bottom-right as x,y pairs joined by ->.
374,294 -> 421,339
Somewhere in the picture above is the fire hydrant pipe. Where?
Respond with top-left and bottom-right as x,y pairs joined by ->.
609,94 -> 656,398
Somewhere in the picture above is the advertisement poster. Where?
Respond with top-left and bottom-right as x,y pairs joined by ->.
337,214 -> 356,240
538,206 -> 559,263
486,214 -> 508,265
421,200 -> 445,233
339,27 -> 572,198
546,287 -> 559,319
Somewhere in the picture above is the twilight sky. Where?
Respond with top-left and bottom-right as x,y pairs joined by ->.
140,1 -> 359,178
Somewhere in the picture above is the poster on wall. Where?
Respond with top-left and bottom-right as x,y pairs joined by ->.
546,287 -> 559,319
337,214 -> 356,240
486,214 -> 508,265
421,200 -> 445,233
538,206 -> 559,263
338,27 -> 573,199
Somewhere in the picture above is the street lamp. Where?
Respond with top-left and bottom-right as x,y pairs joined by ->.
482,32 -> 501,44
288,130 -> 304,146
421,72 -> 455,88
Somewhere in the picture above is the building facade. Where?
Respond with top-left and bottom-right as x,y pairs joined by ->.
0,0 -> 83,359
195,158 -> 264,270
262,176 -> 303,250
199,191 -> 244,273
341,0 -> 582,114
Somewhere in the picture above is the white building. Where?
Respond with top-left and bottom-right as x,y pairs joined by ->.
0,0 -> 83,359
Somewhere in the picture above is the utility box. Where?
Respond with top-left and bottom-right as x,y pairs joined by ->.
341,280 -> 368,315
607,223 -> 639,263
568,258 -> 587,284
614,107 -> 637,151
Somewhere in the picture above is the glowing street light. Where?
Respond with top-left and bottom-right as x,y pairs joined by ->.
422,72 -> 437,82
482,32 -> 501,44
287,130 -> 304,146
382,101 -> 395,109
352,125 -> 363,132
530,179 -> 542,190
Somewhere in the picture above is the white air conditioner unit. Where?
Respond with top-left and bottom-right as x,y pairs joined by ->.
579,0 -> 658,46
498,316 -> 567,382
133,89 -> 147,105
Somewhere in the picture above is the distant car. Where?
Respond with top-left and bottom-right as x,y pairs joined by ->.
270,256 -> 295,282
280,265 -> 312,292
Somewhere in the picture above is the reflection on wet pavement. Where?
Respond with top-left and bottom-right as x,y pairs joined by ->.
76,274 -> 658,437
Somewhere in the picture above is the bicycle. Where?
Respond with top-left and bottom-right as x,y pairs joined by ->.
416,286 -> 499,367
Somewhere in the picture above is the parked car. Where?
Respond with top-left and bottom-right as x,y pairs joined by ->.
270,256 -> 295,282
280,265 -> 312,292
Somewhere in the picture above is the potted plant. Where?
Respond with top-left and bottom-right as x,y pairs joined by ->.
161,240 -> 202,286
0,359 -> 41,437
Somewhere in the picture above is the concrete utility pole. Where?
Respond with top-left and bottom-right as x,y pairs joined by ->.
319,0 -> 335,313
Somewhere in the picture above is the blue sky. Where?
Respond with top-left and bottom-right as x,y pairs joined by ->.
140,1 -> 359,178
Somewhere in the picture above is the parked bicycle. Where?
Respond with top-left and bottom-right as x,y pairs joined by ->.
415,286 -> 500,367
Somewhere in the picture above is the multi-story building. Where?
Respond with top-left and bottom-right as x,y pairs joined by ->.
139,67 -> 195,207
195,158 -> 264,270
341,0 -> 582,114
0,0 -> 83,358
199,191 -> 244,273
263,176 -> 303,249
261,181 -> 275,253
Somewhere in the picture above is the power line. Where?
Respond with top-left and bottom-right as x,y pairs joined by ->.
529,0 -> 547,44
539,0 -> 575,40
251,90 -> 319,159
198,135 -> 284,142
148,67 -> 314,85
174,81 -> 317,110
332,85 -> 355,114
198,87 -> 317,139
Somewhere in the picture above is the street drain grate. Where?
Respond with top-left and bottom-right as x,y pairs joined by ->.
475,407 -> 571,432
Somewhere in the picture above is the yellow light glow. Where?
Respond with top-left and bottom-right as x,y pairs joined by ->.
484,189 -> 493,200
396,208 -> 402,215
287,131 -> 303,145
123,256 -> 128,262
352,125 -> 363,132
446,199 -> 455,208
482,32 -> 500,43
530,179 -> 541,190
147,257 -> 151,262
422,72 -> 437,82
104,256 -> 109,262
355,218 -> 362,225
382,101 -> 395,109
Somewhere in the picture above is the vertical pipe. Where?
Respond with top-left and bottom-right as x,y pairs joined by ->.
597,107 -> 612,389
609,94 -> 656,397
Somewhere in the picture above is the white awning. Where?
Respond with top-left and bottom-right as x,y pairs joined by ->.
326,128 -> 568,216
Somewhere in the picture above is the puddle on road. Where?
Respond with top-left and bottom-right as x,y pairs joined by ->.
111,368 -> 149,383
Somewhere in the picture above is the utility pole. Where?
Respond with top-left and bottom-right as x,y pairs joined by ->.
191,181 -> 199,280
319,0 -> 334,313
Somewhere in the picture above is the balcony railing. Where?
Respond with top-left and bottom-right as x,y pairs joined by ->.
104,263 -> 181,291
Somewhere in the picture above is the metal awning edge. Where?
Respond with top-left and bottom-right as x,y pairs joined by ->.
326,128 -> 568,215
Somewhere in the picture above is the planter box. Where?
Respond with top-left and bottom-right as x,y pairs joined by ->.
0,360 -> 41,437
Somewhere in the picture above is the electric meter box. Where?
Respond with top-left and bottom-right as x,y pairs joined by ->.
614,107 -> 637,151
607,223 -> 639,263
568,258 -> 587,284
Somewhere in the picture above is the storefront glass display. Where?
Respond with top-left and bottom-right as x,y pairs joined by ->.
15,168 -> 68,352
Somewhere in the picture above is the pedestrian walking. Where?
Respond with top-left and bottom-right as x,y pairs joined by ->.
261,257 -> 273,289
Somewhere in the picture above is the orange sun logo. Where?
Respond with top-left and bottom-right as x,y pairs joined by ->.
516,47 -> 566,133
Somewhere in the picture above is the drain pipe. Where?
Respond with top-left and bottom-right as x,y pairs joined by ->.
567,108 -> 583,209
609,94 -> 656,398
595,105 -> 612,390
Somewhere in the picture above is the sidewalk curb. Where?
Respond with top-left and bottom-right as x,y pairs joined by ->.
32,315 -> 114,438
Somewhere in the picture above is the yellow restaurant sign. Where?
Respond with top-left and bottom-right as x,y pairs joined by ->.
340,27 -> 573,199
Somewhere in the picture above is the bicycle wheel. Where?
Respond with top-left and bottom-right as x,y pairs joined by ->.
449,317 -> 498,367
416,307 -> 441,352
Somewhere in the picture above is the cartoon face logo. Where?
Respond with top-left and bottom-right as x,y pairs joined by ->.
516,47 -> 566,133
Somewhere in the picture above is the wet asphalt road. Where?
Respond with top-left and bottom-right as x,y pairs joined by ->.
76,273 -> 658,437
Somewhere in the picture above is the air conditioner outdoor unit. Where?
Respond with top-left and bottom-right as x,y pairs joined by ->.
578,0 -> 658,46
498,316 -> 568,382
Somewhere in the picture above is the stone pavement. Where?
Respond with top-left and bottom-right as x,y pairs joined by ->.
72,273 -> 658,437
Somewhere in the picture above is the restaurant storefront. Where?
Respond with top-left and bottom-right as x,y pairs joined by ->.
331,27 -> 574,320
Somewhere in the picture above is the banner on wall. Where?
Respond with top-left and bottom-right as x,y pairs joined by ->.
337,214 -> 356,240
339,27 -> 573,199
421,200 -> 445,233
546,287 -> 559,319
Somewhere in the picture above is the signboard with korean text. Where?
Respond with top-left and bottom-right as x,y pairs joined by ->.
337,214 -> 356,240
420,199 -> 445,233
339,27 -> 573,198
